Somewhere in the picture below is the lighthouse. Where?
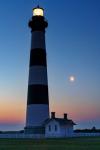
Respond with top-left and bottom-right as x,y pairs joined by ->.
25,6 -> 49,134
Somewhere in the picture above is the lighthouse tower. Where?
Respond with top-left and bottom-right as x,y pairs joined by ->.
25,6 -> 49,134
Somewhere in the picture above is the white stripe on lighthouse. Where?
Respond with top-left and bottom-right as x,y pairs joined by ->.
26,104 -> 49,127
28,66 -> 48,85
31,31 -> 45,49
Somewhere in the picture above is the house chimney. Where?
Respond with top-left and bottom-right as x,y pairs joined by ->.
51,112 -> 55,119
64,113 -> 68,120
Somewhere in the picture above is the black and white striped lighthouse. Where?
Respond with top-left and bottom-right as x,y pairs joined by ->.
25,6 -> 49,134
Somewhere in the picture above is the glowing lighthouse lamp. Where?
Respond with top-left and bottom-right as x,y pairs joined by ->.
33,6 -> 44,16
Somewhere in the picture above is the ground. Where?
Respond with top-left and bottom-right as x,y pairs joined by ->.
0,137 -> 100,150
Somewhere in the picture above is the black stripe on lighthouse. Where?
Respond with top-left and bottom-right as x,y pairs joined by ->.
30,48 -> 46,66
27,85 -> 49,105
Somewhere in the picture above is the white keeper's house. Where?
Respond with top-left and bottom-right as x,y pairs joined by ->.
43,112 -> 76,138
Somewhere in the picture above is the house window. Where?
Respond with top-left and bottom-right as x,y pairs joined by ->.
48,125 -> 51,132
55,125 -> 57,131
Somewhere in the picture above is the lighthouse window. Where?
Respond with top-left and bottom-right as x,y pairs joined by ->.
48,125 -> 51,131
55,125 -> 57,131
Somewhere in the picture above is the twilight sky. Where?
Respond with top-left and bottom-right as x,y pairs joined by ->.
0,0 -> 100,131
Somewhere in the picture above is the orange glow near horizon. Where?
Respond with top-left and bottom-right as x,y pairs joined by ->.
0,96 -> 26,124
0,94 -> 99,125
50,96 -> 100,123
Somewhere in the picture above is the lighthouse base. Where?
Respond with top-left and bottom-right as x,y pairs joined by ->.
24,126 -> 45,134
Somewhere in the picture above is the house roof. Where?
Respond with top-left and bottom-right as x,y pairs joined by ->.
43,118 -> 76,126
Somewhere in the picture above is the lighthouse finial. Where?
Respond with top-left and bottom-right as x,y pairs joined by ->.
33,0 -> 40,7
37,4 -> 40,8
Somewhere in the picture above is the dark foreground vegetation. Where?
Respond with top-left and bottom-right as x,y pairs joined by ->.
0,137 -> 100,150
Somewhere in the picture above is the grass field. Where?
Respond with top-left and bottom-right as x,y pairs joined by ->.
0,137 -> 100,150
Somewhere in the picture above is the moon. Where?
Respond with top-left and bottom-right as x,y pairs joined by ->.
69,76 -> 75,82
